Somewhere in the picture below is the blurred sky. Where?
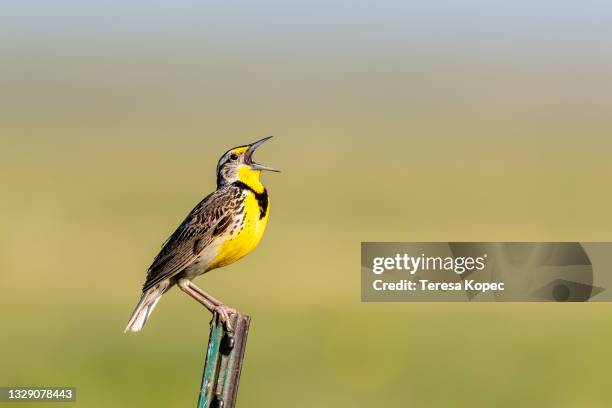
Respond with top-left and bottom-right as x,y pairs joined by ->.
3,1 -> 611,133
1,1 -> 611,43
1,1 -> 611,57
2,0 -> 610,60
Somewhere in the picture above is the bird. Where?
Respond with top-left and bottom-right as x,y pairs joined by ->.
125,136 -> 278,333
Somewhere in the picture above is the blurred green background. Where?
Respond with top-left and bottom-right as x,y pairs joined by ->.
2,1 -> 612,407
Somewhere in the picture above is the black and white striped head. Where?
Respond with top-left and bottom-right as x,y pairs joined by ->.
216,136 -> 279,187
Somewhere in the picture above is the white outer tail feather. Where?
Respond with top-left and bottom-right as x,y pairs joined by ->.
124,287 -> 163,333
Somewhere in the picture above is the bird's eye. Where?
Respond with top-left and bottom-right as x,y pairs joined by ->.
230,153 -> 239,161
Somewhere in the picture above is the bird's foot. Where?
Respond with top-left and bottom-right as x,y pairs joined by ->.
213,305 -> 238,332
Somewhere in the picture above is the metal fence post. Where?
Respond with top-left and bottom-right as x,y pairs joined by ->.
197,312 -> 251,408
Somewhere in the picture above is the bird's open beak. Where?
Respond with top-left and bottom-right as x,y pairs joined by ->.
245,136 -> 280,172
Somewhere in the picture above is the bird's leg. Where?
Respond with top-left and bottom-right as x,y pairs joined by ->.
178,279 -> 236,331
187,281 -> 238,331
186,281 -> 223,306
177,279 -> 216,311
187,281 -> 238,314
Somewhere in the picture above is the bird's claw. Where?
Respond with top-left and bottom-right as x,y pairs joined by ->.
214,305 -> 237,332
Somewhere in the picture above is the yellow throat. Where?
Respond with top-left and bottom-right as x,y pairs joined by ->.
210,162 -> 270,269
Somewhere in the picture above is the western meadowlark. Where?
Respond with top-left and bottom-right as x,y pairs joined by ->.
125,136 -> 278,333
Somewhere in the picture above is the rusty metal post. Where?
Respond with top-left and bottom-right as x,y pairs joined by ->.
197,312 -> 251,408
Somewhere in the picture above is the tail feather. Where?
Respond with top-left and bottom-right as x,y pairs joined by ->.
124,287 -> 164,333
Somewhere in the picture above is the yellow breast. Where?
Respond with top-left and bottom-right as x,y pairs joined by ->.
210,191 -> 269,269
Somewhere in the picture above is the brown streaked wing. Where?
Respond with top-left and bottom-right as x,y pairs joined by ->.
141,186 -> 240,292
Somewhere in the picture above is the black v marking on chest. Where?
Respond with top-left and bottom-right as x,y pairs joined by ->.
232,181 -> 269,219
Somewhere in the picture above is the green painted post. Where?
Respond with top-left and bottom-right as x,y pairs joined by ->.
197,313 -> 251,408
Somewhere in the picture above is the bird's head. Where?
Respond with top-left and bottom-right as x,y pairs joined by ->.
216,136 -> 279,191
